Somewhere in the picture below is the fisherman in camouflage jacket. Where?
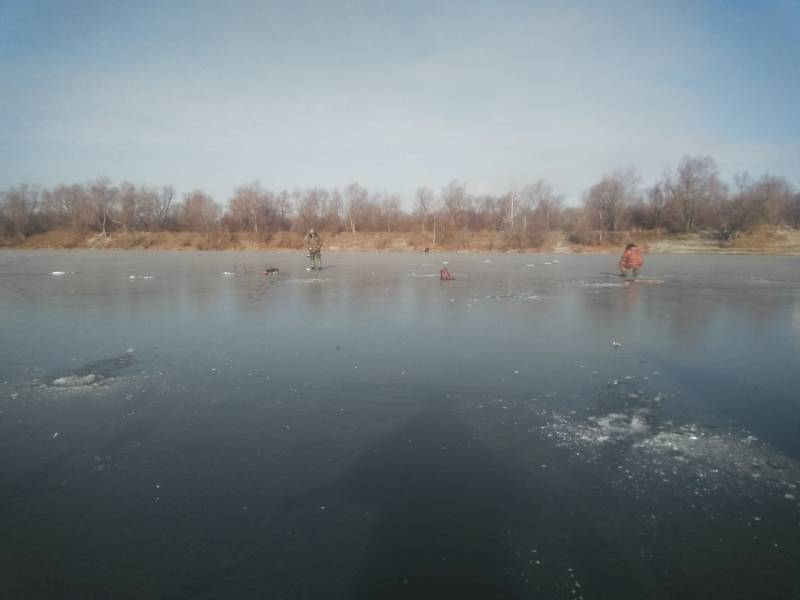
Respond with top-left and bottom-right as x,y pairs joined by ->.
304,228 -> 323,271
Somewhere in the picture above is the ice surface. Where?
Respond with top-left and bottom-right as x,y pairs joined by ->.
2,251 -> 799,599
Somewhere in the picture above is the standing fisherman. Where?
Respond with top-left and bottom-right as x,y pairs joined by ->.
304,228 -> 323,271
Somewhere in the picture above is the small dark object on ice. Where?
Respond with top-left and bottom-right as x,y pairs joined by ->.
440,267 -> 454,281
424,247 -> 430,253
263,267 -> 280,275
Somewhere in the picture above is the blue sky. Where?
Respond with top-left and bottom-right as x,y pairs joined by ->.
1,0 -> 798,206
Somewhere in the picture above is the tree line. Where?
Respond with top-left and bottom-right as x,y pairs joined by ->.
2,156 -> 798,246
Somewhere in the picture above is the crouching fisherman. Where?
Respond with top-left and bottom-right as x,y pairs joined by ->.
304,228 -> 323,271
618,242 -> 644,278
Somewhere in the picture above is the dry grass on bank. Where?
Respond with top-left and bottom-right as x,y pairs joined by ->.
3,227 -> 800,254
3,229 -> 562,252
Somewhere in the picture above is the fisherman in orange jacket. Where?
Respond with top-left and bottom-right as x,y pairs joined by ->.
618,242 -> 644,278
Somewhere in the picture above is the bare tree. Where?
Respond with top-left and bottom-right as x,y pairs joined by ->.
323,189 -> 343,233
157,186 -> 176,229
478,193 -> 506,231
415,187 -> 435,233
380,194 -> 401,232
133,185 -> 170,231
89,177 -> 118,236
730,174 -> 794,231
664,156 -> 726,233
116,182 -> 139,232
41,184 -> 92,230
584,167 -> 641,234
644,180 -> 668,229
344,183 -> 369,233
294,187 -> 328,232
522,180 -> 563,232
1,184 -> 40,238
228,182 -> 277,234
788,191 -> 800,229
275,191 -> 291,221
179,190 -> 219,232
441,180 -> 470,242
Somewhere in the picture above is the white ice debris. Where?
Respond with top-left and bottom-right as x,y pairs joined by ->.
221,271 -> 235,276
612,340 -> 622,347
52,432 -> 59,438
525,264 -> 536,267
484,259 -> 492,263
128,275 -> 155,280
51,271 -> 66,276
552,260 -> 560,263
594,413 -> 649,437
52,374 -> 97,386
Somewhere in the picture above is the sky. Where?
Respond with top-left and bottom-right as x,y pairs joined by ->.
1,0 -> 798,206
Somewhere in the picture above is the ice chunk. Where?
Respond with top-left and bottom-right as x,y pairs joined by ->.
51,271 -> 66,276
52,374 -> 97,387
612,340 -> 622,347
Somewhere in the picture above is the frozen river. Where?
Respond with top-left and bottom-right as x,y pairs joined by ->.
1,250 -> 799,599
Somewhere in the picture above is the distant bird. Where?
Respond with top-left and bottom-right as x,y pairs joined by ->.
263,267 -> 280,275
424,247 -> 430,253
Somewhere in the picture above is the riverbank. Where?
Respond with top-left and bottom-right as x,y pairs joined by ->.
3,228 -> 800,254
